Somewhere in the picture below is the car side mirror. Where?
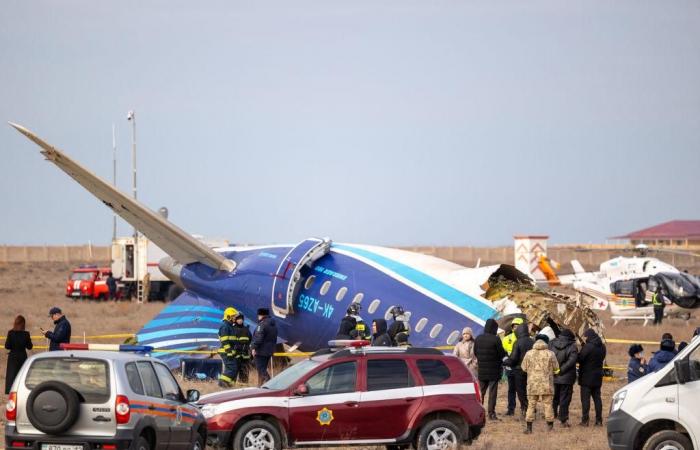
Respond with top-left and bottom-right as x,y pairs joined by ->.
186,389 -> 200,403
674,359 -> 691,385
294,384 -> 309,396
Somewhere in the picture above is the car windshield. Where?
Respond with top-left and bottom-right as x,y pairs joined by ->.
262,359 -> 323,391
70,272 -> 94,281
25,357 -> 110,403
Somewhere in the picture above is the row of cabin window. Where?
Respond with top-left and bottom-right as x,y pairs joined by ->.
304,275 -> 463,345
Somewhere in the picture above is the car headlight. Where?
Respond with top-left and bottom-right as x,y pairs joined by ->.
200,404 -> 218,419
611,390 -> 627,413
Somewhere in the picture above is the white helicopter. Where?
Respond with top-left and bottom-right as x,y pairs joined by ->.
557,245 -> 700,322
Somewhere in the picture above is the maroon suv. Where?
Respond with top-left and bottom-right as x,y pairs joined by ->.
198,345 -> 485,450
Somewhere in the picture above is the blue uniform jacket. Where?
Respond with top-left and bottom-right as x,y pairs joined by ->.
46,316 -> 71,351
627,357 -> 648,382
251,317 -> 278,357
648,350 -> 676,373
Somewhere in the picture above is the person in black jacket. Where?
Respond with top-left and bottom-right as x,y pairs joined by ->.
474,318 -> 506,420
370,319 -> 392,346
232,313 -> 253,384
5,315 -> 33,394
41,307 -> 71,351
549,328 -> 578,427
251,308 -> 278,386
505,322 -> 533,418
578,328 -> 606,426
336,305 -> 358,340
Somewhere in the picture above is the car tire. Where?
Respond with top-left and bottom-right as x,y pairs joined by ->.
191,433 -> 204,450
26,381 -> 80,434
233,420 -> 282,450
416,419 -> 461,450
642,430 -> 693,450
132,436 -> 151,450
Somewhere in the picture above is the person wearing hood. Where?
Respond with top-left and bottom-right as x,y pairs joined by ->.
453,327 -> 478,375
474,318 -> 506,420
521,335 -> 560,434
577,329 -> 606,426
627,344 -> 648,383
251,308 -> 278,386
549,329 -> 578,427
505,322 -> 534,418
648,339 -> 676,372
232,313 -> 252,384
370,319 -> 392,346
336,305 -> 358,340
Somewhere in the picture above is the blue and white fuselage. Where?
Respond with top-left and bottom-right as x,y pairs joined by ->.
138,241 -> 503,365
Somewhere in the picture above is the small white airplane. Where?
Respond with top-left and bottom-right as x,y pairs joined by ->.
557,247 -> 699,321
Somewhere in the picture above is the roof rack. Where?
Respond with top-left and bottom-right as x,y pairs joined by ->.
328,346 -> 444,359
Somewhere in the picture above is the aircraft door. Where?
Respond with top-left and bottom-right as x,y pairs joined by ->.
271,238 -> 331,318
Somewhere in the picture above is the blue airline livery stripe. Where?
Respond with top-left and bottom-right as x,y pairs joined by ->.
137,328 -> 217,342
159,305 -> 223,315
143,316 -> 222,329
332,244 -> 496,321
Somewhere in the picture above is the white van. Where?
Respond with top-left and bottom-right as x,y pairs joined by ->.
607,335 -> 700,450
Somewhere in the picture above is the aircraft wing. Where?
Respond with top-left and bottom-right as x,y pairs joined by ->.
9,122 -> 235,272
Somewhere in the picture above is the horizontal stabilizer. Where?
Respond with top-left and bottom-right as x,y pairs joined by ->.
9,122 -> 235,272
571,260 -> 585,274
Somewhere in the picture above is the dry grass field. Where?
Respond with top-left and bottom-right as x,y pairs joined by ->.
0,261 -> 697,449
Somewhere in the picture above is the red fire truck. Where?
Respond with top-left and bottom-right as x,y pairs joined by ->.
65,265 -> 113,300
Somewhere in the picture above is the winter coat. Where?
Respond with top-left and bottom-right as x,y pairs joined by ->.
388,320 -> 408,346
336,315 -> 357,340
232,321 -> 252,360
627,357 -> 649,382
522,340 -> 560,395
577,330 -> 606,387
453,336 -> 478,375
5,330 -> 32,394
46,316 -> 71,351
474,319 -> 506,381
550,331 -> 578,385
648,350 -> 676,373
218,320 -> 236,357
371,319 -> 393,346
505,323 -> 533,370
251,316 -> 278,357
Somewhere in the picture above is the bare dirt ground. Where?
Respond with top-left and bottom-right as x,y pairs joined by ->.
0,261 -> 697,449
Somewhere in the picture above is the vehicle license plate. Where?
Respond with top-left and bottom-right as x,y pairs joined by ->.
71,292 -> 81,296
41,444 -> 84,450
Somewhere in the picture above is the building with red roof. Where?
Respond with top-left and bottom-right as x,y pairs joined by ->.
611,220 -> 700,247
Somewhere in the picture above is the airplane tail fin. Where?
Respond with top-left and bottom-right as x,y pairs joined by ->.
9,122 -> 234,272
571,260 -> 586,274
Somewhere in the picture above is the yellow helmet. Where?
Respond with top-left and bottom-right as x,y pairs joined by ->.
223,307 -> 238,320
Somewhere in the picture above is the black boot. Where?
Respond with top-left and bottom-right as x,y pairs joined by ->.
524,422 -> 533,434
594,419 -> 603,427
488,412 -> 501,421
579,419 -> 589,427
560,421 -> 571,428
547,422 -> 554,431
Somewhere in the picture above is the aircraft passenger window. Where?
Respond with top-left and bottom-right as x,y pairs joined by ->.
320,280 -> 331,296
352,293 -> 364,303
336,286 -> 348,302
446,330 -> 460,345
368,299 -> 381,314
384,305 -> 396,321
429,323 -> 443,338
304,275 -> 316,290
415,318 -> 428,333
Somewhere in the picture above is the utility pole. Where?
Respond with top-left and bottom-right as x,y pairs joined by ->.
112,124 -> 117,241
127,110 -> 139,301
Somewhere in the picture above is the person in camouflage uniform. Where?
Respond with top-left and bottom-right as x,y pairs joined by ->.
521,335 -> 560,434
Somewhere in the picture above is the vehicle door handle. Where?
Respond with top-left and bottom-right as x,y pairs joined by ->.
405,397 -> 418,402
343,401 -> 359,407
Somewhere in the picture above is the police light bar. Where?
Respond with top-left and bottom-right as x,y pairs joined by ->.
327,340 -> 370,348
60,343 -> 153,353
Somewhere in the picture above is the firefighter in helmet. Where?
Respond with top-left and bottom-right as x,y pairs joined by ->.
218,307 -> 238,387
388,305 -> 409,346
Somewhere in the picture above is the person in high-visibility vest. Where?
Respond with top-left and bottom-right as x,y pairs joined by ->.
651,287 -> 666,325
502,317 -> 524,416
218,307 -> 238,387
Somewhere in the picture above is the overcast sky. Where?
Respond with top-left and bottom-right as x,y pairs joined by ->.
1,1 -> 699,247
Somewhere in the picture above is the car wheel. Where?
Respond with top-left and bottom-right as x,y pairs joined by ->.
191,433 -> 204,450
233,420 -> 281,450
416,419 -> 461,450
642,430 -> 693,450
26,381 -> 80,434
132,436 -> 151,450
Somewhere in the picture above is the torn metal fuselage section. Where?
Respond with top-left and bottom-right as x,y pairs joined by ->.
483,274 -> 605,344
